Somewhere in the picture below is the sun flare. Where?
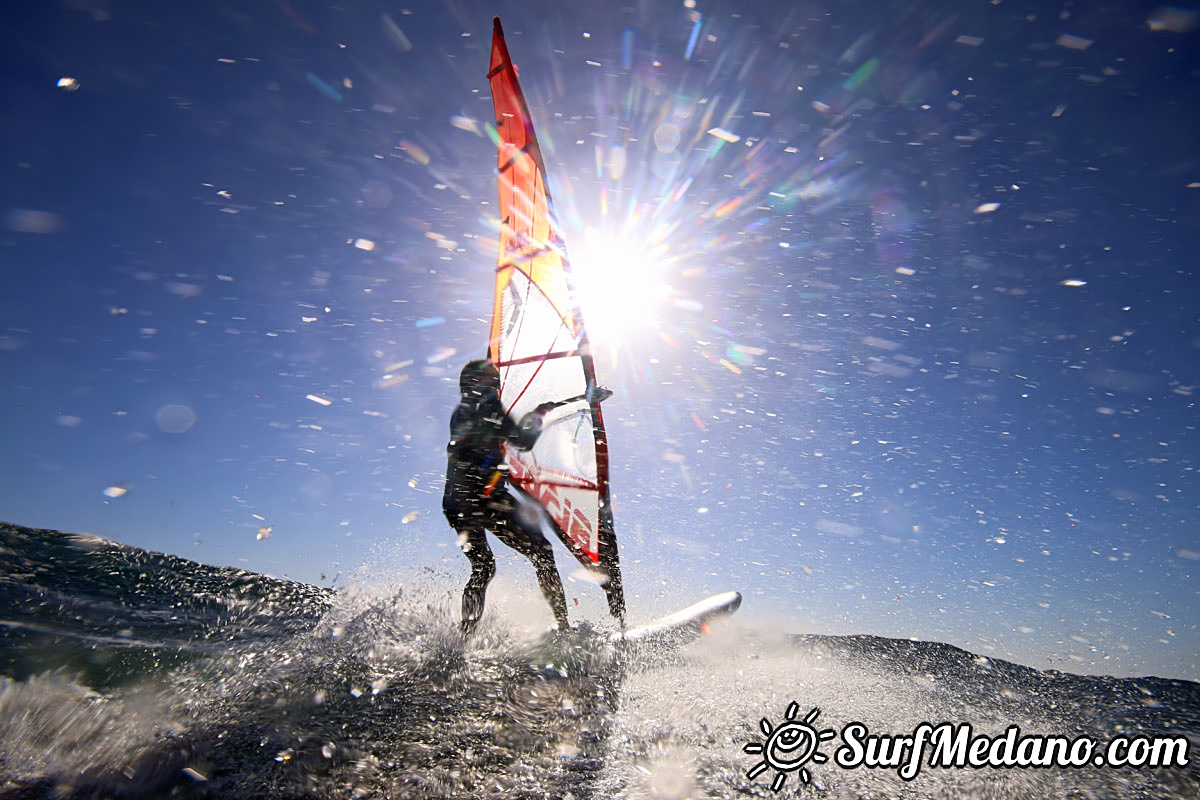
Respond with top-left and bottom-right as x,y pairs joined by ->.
568,228 -> 670,356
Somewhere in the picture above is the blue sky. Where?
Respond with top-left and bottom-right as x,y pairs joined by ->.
1,0 -> 1197,679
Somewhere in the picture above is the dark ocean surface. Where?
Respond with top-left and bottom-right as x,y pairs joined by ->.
1,523 -> 1196,799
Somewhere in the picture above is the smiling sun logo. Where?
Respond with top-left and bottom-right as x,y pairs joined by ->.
743,702 -> 837,791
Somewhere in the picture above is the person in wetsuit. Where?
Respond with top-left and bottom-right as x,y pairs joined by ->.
443,358 -> 569,634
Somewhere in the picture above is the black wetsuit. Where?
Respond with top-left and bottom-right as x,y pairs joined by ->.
443,363 -> 568,634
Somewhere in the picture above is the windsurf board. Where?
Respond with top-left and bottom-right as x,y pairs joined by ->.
611,590 -> 742,646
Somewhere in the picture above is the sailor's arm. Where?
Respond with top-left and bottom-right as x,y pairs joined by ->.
508,404 -> 551,451
502,383 -> 615,450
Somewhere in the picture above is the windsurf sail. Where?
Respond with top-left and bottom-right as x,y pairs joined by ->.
486,17 -> 624,622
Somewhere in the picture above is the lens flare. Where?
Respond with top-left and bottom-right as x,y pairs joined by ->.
569,228 -> 670,356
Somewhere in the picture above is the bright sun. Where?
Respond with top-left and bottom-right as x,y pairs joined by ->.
567,228 -> 670,355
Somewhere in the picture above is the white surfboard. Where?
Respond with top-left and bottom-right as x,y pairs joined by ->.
524,592 -> 742,674
612,590 -> 742,645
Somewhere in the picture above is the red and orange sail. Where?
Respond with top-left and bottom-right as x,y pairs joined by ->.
486,17 -> 624,621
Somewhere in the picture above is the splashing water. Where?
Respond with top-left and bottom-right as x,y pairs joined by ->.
0,524 -> 1195,799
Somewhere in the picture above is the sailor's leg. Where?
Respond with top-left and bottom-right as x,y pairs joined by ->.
488,496 -> 569,630
594,507 -> 626,625
457,526 -> 495,635
527,535 -> 570,631
602,558 -> 626,626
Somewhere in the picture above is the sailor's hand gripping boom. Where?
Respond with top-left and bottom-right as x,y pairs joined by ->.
511,384 -> 613,450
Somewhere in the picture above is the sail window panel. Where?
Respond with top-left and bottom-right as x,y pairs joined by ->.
497,272 -> 578,363
529,402 -> 599,485
499,356 -> 585,418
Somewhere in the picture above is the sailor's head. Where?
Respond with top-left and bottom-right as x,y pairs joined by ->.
459,358 -> 499,396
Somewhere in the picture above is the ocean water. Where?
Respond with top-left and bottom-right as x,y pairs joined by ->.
0,522 -> 1196,799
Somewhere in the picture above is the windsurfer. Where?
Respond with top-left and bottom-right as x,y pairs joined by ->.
443,358 -> 568,634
